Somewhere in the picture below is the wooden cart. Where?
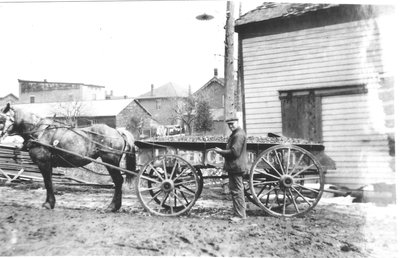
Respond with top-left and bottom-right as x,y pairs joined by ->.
134,139 -> 335,218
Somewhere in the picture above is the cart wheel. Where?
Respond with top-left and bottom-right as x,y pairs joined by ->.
249,145 -> 324,217
194,167 -> 204,198
243,175 -> 259,206
136,154 -> 201,216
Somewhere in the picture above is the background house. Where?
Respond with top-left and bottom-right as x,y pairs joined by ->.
135,82 -> 189,125
0,93 -> 18,106
235,3 -> 395,188
18,79 -> 106,103
193,68 -> 241,135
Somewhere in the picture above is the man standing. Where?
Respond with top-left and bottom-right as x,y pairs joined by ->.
215,116 -> 247,222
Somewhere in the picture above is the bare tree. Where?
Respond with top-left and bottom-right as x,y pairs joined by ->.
171,96 -> 196,135
55,101 -> 86,127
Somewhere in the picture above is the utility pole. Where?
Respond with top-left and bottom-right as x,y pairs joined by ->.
224,1 -> 235,136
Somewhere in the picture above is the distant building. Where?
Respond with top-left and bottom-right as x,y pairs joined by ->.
193,69 -> 240,135
136,82 -> 189,125
0,93 -> 19,106
18,79 -> 106,104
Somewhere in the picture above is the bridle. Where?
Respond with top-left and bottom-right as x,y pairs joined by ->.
0,108 -> 15,138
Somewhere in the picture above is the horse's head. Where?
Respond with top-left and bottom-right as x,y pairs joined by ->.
0,103 -> 16,138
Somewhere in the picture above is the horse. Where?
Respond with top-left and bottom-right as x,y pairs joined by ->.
0,103 -> 136,212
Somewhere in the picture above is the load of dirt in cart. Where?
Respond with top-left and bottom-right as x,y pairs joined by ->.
147,133 -> 320,145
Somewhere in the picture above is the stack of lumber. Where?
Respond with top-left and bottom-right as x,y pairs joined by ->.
0,144 -> 62,182
0,144 -> 113,188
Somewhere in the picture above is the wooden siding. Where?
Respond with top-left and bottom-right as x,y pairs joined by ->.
242,19 -> 383,136
241,16 -> 394,188
322,94 -> 394,188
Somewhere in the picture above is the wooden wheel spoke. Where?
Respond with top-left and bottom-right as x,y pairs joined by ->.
292,164 -> 316,178
258,185 -> 279,200
171,191 -> 188,208
274,149 -> 285,175
294,183 -> 320,193
169,159 -> 179,180
254,168 -> 281,180
140,174 -> 161,184
156,193 -> 169,212
289,153 -> 305,175
283,189 -> 287,215
139,184 -> 162,192
172,168 -> 192,182
288,189 -> 300,213
177,185 -> 196,196
261,157 -> 283,177
162,158 -> 168,179
255,183 -> 268,199
286,148 -> 291,175
176,188 -> 190,204
174,179 -> 196,187
294,177 -> 320,181
146,190 -> 162,205
291,187 -> 312,206
148,163 -> 164,181
253,180 -> 279,187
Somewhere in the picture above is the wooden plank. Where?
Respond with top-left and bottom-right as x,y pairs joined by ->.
244,38 -> 380,64
245,78 -> 371,92
243,19 -> 376,45
322,94 -> 368,104
243,65 -> 382,85
245,103 -> 280,111
244,52 -> 382,75
244,48 -> 381,70
246,112 -> 281,119
243,21 -> 378,48
243,35 -> 380,61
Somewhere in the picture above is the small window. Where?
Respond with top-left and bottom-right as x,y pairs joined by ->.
68,94 -> 74,101
30,96 -> 35,103
156,99 -> 161,110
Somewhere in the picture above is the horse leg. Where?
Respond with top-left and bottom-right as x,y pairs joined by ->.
103,158 -> 123,212
37,160 -> 56,209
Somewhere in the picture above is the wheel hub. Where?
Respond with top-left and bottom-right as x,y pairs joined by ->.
280,175 -> 294,188
160,179 -> 174,192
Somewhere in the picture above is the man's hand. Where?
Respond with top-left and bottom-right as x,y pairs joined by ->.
214,147 -> 222,153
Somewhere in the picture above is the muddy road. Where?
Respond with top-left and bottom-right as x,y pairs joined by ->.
0,182 -> 398,257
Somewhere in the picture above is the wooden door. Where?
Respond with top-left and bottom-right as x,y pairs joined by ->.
280,91 -> 322,142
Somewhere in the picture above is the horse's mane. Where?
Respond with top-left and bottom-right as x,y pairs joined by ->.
117,128 -> 135,147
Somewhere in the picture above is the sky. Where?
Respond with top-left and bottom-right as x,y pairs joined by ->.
0,0 -> 267,98
0,0 -> 398,99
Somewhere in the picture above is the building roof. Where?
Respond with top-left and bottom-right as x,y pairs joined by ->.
13,98 -> 149,118
235,3 -> 338,26
193,77 -> 224,95
18,79 -> 105,88
0,93 -> 19,100
137,82 -> 189,99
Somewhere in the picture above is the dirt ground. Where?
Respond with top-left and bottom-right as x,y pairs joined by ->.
0,181 -> 398,257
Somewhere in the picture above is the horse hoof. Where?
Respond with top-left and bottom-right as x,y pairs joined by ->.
42,202 -> 52,209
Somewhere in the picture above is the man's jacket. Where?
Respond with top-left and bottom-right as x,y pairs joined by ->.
218,127 -> 247,175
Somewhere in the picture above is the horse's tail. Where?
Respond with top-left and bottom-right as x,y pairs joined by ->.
117,128 -> 136,183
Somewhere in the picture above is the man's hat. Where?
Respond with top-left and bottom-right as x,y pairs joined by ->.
225,116 -> 239,123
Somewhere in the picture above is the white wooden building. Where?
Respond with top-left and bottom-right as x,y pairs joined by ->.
235,3 -> 395,188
